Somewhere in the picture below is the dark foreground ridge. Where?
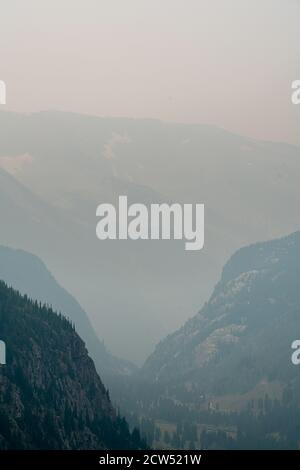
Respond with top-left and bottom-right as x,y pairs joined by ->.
0,281 -> 145,450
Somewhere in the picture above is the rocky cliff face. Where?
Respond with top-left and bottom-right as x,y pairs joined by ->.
142,230 -> 300,402
0,281 -> 143,449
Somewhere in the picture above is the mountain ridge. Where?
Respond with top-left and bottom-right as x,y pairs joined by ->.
0,280 -> 144,449
141,229 -> 300,403
0,245 -> 136,380
2,109 -> 300,362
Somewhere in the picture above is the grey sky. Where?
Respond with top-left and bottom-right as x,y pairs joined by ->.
1,0 -> 300,144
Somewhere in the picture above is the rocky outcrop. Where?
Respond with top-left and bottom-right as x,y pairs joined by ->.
0,281 -> 143,449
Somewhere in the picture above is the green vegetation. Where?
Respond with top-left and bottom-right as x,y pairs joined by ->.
0,281 -> 146,450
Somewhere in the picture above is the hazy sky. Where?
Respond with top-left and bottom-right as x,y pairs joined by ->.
1,0 -> 300,144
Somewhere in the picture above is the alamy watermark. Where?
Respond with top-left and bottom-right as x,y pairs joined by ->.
291,340 -> 300,365
0,80 -> 6,105
0,340 -> 6,365
96,196 -> 204,251
0,81 -> 7,365
291,80 -> 300,105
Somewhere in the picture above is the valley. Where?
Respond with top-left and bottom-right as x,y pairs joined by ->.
1,110 -> 300,449
2,110 -> 300,361
108,229 -> 300,449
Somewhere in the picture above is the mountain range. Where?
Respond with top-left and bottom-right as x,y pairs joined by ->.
1,110 -> 300,362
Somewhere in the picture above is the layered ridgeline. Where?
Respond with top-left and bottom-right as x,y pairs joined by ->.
1,110 -> 300,362
143,229 -> 300,402
122,230 -> 300,448
0,281 -> 144,450
0,245 -> 135,381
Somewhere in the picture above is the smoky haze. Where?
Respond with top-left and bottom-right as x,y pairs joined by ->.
1,0 -> 300,144
1,1 -> 300,364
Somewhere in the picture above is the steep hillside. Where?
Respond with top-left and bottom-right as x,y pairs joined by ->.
142,230 -> 300,402
0,245 -> 135,380
0,281 -> 144,449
